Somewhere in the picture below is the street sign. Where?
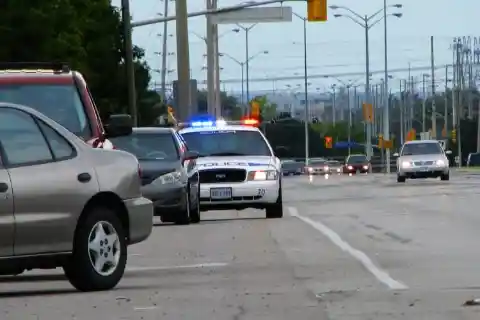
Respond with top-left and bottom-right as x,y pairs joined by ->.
362,103 -> 373,122
211,6 -> 292,24
383,140 -> 393,149
307,0 -> 327,22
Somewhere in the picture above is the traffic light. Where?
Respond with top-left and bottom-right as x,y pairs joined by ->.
251,100 -> 260,118
325,136 -> 332,149
451,129 -> 456,143
307,0 -> 327,22
406,128 -> 416,141
378,134 -> 384,148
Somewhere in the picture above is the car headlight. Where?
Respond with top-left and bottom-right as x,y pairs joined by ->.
363,165 -> 369,169
247,170 -> 278,181
336,168 -> 341,172
157,171 -> 182,184
436,159 -> 445,166
324,166 -> 329,171
401,161 -> 411,168
347,165 -> 353,170
308,167 -> 313,172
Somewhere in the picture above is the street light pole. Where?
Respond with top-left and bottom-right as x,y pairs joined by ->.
238,24 -> 257,113
383,0 -> 391,173
347,85 -> 352,155
331,4 -> 402,169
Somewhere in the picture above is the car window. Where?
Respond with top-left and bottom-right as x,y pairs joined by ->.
347,155 -> 367,163
181,130 -> 272,157
37,120 -> 76,160
401,143 -> 442,156
0,108 -> 53,166
0,84 -> 91,139
110,132 -> 180,160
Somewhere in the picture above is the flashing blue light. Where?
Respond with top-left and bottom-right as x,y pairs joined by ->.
190,120 -> 227,128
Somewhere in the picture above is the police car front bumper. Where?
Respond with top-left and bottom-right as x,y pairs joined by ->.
199,180 -> 279,207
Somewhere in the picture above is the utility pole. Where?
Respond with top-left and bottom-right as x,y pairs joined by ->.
422,74 -> 426,133
430,36 -> 436,139
121,0 -> 137,126
206,0 -> 215,114
382,0 -> 391,173
399,80 -> 404,144
444,66 -> 448,135
212,0 -> 221,117
160,0 -> 169,102
175,0 -> 192,121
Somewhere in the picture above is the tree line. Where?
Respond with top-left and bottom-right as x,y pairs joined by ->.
0,1 -> 243,125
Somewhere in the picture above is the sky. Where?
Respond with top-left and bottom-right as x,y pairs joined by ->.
112,0 -> 479,93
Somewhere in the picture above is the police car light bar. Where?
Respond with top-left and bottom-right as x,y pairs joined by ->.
178,118 -> 259,129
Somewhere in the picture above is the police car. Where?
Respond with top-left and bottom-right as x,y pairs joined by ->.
178,118 -> 283,219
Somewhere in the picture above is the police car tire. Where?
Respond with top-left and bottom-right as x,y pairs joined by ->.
266,186 -> 283,219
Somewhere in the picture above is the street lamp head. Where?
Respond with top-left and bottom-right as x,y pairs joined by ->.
329,5 -> 339,9
393,13 -> 403,18
232,28 -> 240,33
263,50 -> 269,54
333,14 -> 342,18
323,75 -> 329,78
393,4 -> 402,8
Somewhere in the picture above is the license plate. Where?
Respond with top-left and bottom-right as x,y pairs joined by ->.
419,167 -> 429,171
210,187 -> 232,199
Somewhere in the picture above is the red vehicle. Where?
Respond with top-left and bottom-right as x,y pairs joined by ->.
343,154 -> 370,174
0,62 -> 131,147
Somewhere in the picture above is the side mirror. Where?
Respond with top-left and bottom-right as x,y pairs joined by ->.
182,150 -> 199,163
393,153 -> 399,157
445,150 -> 452,155
105,114 -> 133,138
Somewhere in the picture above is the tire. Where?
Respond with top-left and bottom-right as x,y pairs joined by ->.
190,187 -> 201,224
63,207 -> 127,292
397,175 -> 406,183
441,173 -> 450,181
266,184 -> 283,219
175,189 -> 190,225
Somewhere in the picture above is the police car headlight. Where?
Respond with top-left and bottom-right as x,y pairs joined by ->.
157,171 -> 182,184
247,170 -> 278,181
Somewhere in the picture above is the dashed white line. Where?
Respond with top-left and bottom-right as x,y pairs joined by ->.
288,206 -> 408,290
134,306 -> 158,311
127,262 -> 229,272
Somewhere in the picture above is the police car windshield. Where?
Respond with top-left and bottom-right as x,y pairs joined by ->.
401,142 -> 442,156
110,132 -> 180,160
0,84 -> 90,139
181,130 -> 272,157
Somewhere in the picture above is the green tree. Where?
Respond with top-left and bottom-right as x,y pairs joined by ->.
0,0 -> 155,122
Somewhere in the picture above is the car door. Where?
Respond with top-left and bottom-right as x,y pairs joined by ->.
174,132 -> 199,200
0,108 -> 97,256
0,165 -> 14,257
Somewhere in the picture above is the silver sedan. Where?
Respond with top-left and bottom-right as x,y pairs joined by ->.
0,103 -> 153,291
394,140 -> 451,183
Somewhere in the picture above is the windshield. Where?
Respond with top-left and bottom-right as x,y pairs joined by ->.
110,132 -> 179,160
310,160 -> 326,165
0,84 -> 90,139
401,143 -> 442,156
347,155 -> 368,163
327,161 -> 340,165
181,130 -> 272,157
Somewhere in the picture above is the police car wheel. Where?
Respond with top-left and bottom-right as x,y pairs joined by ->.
266,187 -> 283,219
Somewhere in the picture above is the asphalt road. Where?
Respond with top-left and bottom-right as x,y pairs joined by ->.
3,172 -> 480,319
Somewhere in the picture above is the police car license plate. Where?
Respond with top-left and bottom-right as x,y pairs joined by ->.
210,187 -> 232,199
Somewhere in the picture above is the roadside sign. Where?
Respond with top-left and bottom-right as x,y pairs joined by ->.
211,6 -> 292,24
383,140 -> 393,149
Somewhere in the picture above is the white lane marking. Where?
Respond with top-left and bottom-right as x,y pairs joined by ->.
134,306 -> 158,311
127,262 -> 229,272
288,207 -> 408,290
129,253 -> 142,257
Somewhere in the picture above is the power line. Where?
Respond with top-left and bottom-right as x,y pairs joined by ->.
212,64 -> 452,84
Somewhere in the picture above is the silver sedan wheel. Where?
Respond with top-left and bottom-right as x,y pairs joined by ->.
88,221 -> 121,276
